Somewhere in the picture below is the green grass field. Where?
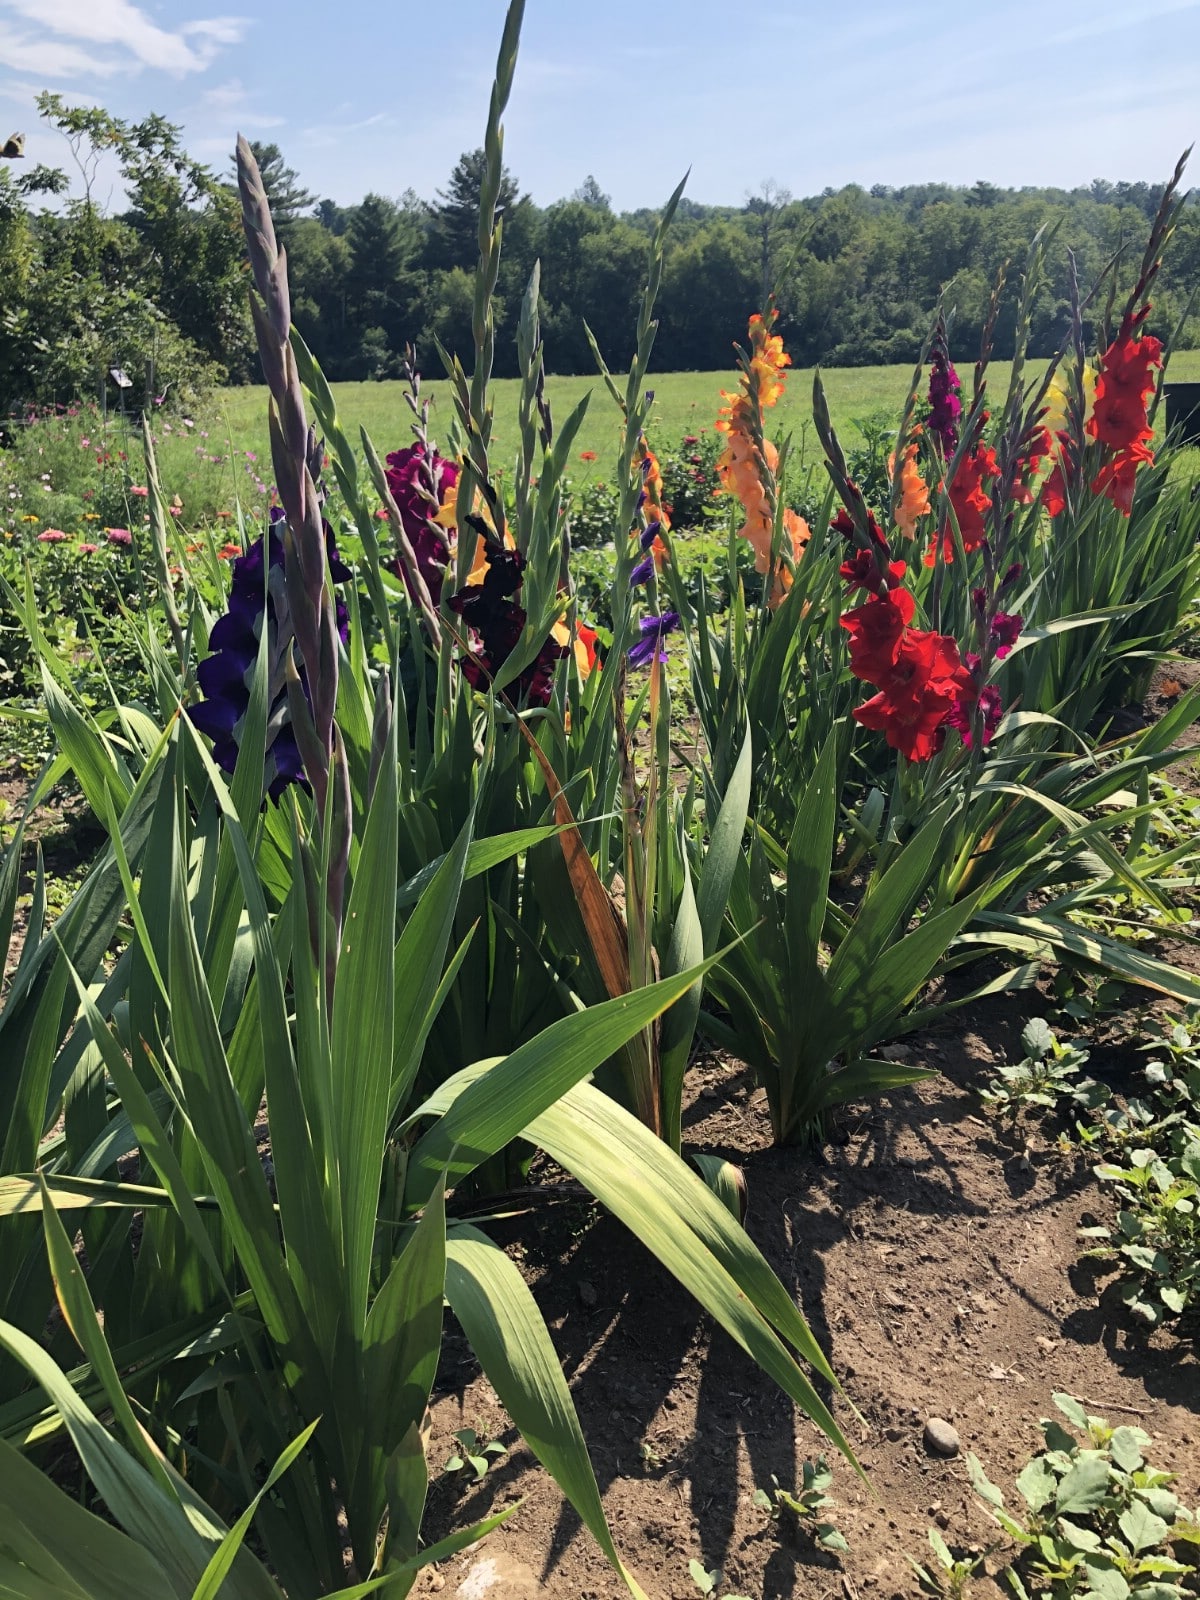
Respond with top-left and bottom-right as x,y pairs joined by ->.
155,352 -> 1200,515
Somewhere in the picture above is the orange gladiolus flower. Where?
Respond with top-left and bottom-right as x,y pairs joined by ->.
715,309 -> 801,606
890,436 -> 931,539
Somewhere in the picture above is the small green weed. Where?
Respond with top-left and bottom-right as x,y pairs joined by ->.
687,1558 -> 749,1599
442,1427 -> 507,1483
908,1527 -> 987,1600
752,1458 -> 848,1552
1079,1018 -> 1200,1327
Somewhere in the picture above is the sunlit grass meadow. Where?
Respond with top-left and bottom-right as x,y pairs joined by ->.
151,353 -> 1200,518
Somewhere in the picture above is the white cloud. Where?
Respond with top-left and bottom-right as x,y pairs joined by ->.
0,23 -> 114,78
0,0 -> 247,78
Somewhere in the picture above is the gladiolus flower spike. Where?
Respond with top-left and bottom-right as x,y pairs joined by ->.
190,513 -> 351,803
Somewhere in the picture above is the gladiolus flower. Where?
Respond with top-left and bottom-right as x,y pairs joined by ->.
1092,432 -> 1155,514
927,341 -> 962,453
840,589 -> 917,684
852,629 -> 973,762
891,438 -> 931,538
989,612 -> 1023,659
384,441 -> 460,603
190,518 -> 351,801
628,610 -> 681,668
1087,321 -> 1162,452
926,443 -> 1000,565
715,310 -> 799,606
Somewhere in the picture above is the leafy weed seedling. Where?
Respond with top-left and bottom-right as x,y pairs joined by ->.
753,1458 -> 848,1552
443,1427 -> 507,1483
908,1527 -> 987,1600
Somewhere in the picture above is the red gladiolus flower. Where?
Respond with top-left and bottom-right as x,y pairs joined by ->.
1087,323 -> 1162,452
840,589 -> 916,684
1092,430 -> 1155,514
852,629 -> 972,762
574,620 -> 599,675
840,548 -> 907,594
1040,432 -> 1074,518
1009,426 -> 1053,504
927,443 -> 1000,564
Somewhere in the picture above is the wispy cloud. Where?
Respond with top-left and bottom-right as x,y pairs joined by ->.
1045,0 -> 1200,45
194,77 -> 285,131
0,0 -> 248,78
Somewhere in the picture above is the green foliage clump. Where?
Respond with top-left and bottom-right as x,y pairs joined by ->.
969,1394 -> 1200,1600
1081,1017 -> 1200,1327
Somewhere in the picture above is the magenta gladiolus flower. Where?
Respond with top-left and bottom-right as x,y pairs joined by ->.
927,338 -> 962,454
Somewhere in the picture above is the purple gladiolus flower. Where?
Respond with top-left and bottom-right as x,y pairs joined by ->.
628,610 -> 680,668
639,519 -> 661,551
190,512 -> 351,801
630,555 -> 654,587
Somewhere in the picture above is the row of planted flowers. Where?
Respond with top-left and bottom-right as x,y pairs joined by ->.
1,40 -> 1198,1596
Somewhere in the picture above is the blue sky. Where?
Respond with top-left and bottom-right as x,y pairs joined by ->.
1,0 -> 1197,210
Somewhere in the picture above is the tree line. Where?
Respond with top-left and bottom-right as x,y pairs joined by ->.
3,97 -> 1197,415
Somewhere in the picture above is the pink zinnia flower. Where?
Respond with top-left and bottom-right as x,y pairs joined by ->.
37,528 -> 69,543
106,527 -> 133,546
130,486 -> 149,497
78,542 -> 99,554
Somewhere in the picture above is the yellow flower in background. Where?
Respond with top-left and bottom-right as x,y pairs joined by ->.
1043,362 -> 1096,437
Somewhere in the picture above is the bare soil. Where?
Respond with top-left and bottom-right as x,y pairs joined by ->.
417,1013 -> 1199,1600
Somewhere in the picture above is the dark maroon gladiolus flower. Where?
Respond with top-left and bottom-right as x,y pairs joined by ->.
989,611 -> 1022,658
384,442 -> 459,603
448,543 -> 569,706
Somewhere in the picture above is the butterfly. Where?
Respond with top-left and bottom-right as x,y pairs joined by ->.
1,133 -> 24,159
